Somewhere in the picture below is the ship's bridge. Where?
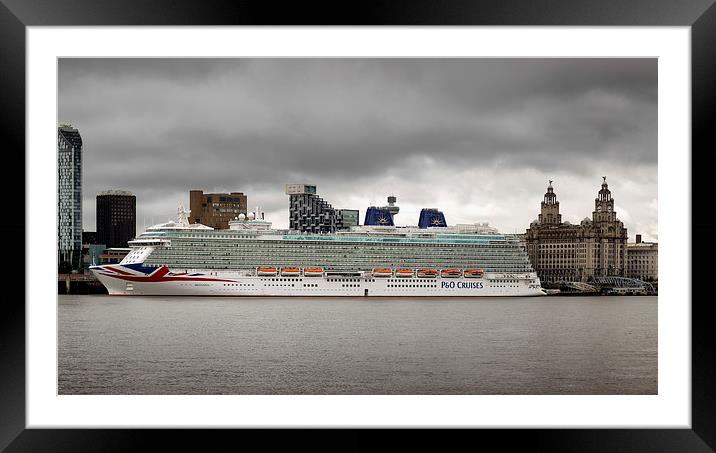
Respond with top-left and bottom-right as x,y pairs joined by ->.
127,238 -> 171,247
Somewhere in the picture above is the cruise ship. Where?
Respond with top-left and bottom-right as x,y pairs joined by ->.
90,205 -> 545,297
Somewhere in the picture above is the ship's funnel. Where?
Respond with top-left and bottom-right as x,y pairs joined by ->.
418,208 -> 447,228
364,207 -> 394,226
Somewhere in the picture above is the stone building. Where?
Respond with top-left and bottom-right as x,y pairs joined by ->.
525,178 -> 628,284
189,190 -> 247,229
626,234 -> 658,282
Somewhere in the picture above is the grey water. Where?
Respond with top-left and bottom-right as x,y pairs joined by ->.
58,295 -> 657,395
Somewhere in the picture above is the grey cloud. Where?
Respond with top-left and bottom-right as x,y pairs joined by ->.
58,58 -> 657,239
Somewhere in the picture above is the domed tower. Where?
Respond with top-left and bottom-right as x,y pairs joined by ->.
593,176 -> 617,223
538,180 -> 561,225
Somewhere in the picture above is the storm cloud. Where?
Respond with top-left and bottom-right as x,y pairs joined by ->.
59,58 -> 657,241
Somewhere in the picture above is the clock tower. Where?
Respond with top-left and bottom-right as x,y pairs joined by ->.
593,176 -> 617,223
538,180 -> 561,225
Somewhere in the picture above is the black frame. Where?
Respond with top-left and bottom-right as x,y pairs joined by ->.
2,0 -> 712,450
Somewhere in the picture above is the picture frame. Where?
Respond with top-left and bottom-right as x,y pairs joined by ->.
4,0 -> 712,450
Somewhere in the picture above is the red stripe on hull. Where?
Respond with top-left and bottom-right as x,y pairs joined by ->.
104,266 -> 133,275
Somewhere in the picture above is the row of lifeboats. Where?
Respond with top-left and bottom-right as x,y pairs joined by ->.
257,267 -> 326,277
256,267 -> 485,278
372,268 -> 484,278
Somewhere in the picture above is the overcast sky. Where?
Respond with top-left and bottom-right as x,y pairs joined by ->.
59,58 -> 657,241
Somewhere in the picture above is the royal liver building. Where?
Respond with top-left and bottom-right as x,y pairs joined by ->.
525,177 -> 627,284
58,125 -> 83,271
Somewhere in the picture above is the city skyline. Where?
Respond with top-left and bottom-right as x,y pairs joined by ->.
58,58 -> 657,241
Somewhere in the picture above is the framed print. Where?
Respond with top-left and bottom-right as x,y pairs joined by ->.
3,0 -> 714,450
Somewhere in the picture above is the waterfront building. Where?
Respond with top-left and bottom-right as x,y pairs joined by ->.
337,209 -> 360,228
189,190 -> 247,229
58,125 -> 83,271
285,184 -> 344,233
525,178 -> 628,284
626,234 -> 658,282
97,190 -> 136,248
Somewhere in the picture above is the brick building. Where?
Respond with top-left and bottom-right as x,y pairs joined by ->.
189,190 -> 247,229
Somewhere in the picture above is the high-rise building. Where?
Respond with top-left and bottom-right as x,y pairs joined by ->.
189,190 -> 247,229
626,234 -> 658,282
58,125 -> 83,271
96,190 -> 136,248
337,209 -> 359,228
285,184 -> 344,233
525,177 -> 627,284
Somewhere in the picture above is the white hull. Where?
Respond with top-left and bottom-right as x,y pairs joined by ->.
91,265 -> 545,297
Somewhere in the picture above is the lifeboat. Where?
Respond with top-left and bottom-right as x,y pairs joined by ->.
440,269 -> 462,278
463,268 -> 484,278
257,266 -> 278,276
417,269 -> 438,278
373,268 -> 393,278
395,269 -> 414,278
280,267 -> 301,277
304,267 -> 324,277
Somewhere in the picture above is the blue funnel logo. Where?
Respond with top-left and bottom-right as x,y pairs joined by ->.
418,208 -> 448,228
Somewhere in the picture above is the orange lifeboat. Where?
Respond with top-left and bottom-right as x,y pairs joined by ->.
280,267 -> 301,276
463,268 -> 484,278
304,267 -> 324,277
395,269 -> 414,278
373,268 -> 393,278
257,266 -> 278,276
417,269 -> 438,278
441,269 -> 462,278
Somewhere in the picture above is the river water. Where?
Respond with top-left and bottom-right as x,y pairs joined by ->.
58,295 -> 657,394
